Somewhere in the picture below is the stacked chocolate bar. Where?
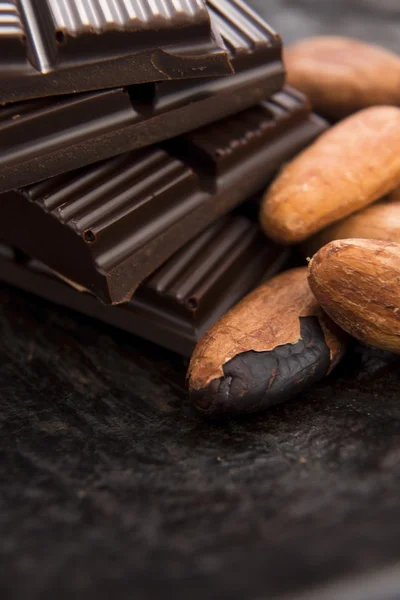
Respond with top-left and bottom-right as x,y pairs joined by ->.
0,0 -> 327,355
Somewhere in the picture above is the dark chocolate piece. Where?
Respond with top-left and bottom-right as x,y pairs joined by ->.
0,91 -> 328,304
0,3 -> 284,193
0,0 -> 234,102
0,216 -> 288,356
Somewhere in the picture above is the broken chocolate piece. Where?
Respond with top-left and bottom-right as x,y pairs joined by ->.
0,91 -> 327,304
0,0 -> 234,102
0,216 -> 288,356
0,7 -> 284,193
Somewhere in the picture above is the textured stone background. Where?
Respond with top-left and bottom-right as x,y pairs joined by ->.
1,3 -> 400,600
251,0 -> 400,51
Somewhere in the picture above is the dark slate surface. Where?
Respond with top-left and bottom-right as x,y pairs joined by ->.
1,3 -> 400,600
255,0 -> 400,51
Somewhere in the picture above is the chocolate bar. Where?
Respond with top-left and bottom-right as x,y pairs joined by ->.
0,90 -> 328,305
0,0 -> 235,103
0,216 -> 289,355
0,2 -> 284,193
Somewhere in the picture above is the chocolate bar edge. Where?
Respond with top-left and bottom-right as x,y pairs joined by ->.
0,66 -> 285,194
0,0 -> 234,103
0,108 -> 328,305
0,220 -> 289,356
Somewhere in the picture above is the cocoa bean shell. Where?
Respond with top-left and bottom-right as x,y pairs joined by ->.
285,36 -> 400,121
188,267 -> 347,417
308,238 -> 400,354
304,191 -> 400,257
191,316 -> 331,416
260,106 -> 400,244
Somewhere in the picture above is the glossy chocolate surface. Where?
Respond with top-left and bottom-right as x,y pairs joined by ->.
0,90 -> 327,304
0,216 -> 288,355
0,0 -> 278,102
0,3 -> 284,193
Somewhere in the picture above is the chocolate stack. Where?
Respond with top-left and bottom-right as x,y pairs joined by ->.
0,0 -> 326,355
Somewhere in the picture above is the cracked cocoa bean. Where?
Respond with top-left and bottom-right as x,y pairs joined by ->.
187,267 -> 347,417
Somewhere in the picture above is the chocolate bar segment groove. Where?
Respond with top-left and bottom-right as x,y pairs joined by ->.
0,0 -> 233,102
0,216 -> 289,355
0,90 -> 328,304
5,0 -> 215,68
0,1 -> 284,192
